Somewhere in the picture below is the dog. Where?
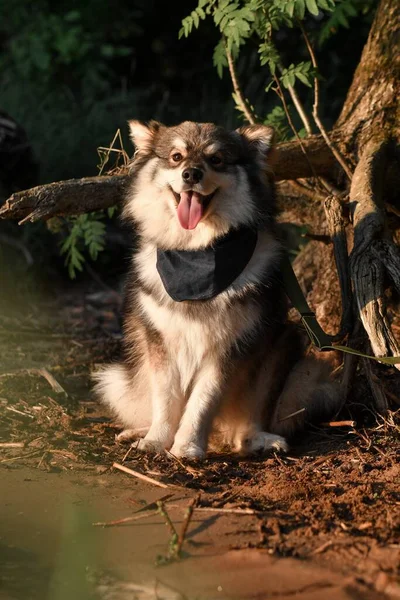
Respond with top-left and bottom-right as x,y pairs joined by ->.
94,120 -> 340,460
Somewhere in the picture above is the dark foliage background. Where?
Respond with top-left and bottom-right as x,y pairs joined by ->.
1,0 -> 374,185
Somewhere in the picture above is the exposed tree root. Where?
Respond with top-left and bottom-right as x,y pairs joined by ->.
324,195 -> 352,337
349,140 -> 400,369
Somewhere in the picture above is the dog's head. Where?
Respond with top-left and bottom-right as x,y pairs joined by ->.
125,120 -> 275,249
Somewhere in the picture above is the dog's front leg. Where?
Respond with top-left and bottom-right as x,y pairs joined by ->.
137,362 -> 183,453
170,363 -> 223,460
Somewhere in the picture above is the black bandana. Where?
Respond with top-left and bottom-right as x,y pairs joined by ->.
156,227 -> 258,302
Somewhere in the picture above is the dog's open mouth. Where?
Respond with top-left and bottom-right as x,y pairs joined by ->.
171,189 -> 217,230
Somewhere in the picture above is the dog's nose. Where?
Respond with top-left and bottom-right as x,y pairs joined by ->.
182,167 -> 203,184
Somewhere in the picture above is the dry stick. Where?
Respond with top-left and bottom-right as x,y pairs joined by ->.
225,44 -> 256,125
276,58 -> 313,135
310,540 -> 333,556
5,405 -> 34,419
92,494 -> 174,527
285,81 -> 313,136
320,420 -> 355,428
165,450 -> 200,476
299,22 -> 353,181
157,500 -> 178,545
176,496 -> 198,557
278,407 -> 306,422
93,511 -> 158,527
0,442 -> 25,448
194,507 -> 264,516
112,462 -> 169,489
272,74 -> 331,196
37,368 -> 67,395
0,449 -> 42,464
1,367 -> 67,395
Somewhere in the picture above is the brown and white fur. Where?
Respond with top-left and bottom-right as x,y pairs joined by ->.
94,120 -> 340,460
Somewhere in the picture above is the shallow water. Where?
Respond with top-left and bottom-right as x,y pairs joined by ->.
0,467 -> 387,600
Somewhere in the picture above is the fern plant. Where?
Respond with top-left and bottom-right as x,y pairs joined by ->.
179,0 -> 366,140
59,213 -> 106,279
57,131 -> 127,278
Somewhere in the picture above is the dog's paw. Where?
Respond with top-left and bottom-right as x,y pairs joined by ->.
116,429 -> 142,443
237,431 -> 289,456
169,442 -> 205,461
135,438 -> 167,453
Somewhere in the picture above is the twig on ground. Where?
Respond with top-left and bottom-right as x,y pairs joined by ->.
5,405 -> 34,418
321,420 -> 356,427
93,511 -> 158,528
37,368 -> 67,395
92,494 -> 174,527
165,450 -> 200,476
0,449 -> 42,463
310,540 -> 333,555
194,506 -> 264,516
112,462 -> 169,488
157,501 -> 178,539
176,496 -> 199,557
0,442 -> 25,448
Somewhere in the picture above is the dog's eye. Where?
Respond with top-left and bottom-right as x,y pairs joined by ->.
171,152 -> 183,163
209,154 -> 223,166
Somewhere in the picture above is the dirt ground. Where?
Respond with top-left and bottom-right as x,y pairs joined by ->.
0,269 -> 399,600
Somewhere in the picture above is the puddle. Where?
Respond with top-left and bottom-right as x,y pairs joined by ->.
0,468 -> 387,600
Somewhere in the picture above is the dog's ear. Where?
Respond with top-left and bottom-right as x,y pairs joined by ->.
236,124 -> 275,156
128,120 -> 163,154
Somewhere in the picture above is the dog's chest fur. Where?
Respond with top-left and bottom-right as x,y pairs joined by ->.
130,231 -> 282,392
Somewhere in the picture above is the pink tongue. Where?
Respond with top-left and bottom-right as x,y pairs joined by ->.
177,191 -> 204,230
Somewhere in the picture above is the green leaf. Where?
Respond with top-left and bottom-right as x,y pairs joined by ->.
191,10 -> 200,28
296,71 -> 312,86
294,0 -> 306,19
196,6 -> 206,19
305,0 -> 319,15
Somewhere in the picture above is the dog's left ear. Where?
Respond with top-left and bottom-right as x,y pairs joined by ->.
236,124 -> 275,156
128,120 -> 163,155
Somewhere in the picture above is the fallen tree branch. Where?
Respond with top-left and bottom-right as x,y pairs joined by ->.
0,175 -> 128,223
0,137 -> 338,223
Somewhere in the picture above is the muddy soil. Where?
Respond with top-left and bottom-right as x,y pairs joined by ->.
0,265 -> 399,600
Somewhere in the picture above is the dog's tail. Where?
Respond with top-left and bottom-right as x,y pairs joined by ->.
270,356 -> 342,439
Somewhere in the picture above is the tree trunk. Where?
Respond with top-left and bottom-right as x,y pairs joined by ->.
294,0 -> 400,371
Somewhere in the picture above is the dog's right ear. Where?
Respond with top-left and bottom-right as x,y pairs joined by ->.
128,120 -> 163,155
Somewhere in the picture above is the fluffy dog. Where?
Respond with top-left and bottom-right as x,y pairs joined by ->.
94,120 -> 339,459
